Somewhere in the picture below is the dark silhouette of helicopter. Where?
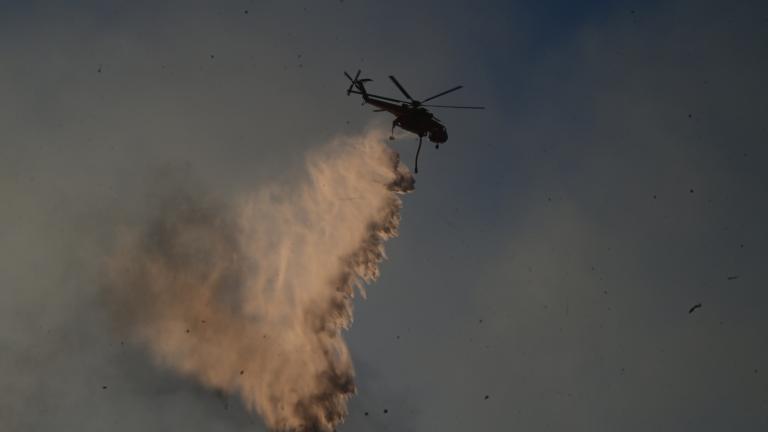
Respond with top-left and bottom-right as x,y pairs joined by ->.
344,70 -> 484,173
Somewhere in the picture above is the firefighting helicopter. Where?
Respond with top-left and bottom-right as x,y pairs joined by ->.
344,70 -> 484,173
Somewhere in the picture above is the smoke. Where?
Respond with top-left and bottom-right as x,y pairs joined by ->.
105,130 -> 414,431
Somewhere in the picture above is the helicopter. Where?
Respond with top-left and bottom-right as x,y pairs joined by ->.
344,70 -> 484,173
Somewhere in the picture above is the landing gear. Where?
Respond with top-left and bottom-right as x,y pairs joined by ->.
390,120 -> 398,140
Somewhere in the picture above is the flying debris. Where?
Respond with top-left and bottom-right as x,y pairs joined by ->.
688,303 -> 702,314
345,69 -> 484,173
727,275 -> 740,281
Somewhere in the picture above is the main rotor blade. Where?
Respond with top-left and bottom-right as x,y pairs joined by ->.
389,75 -> 414,101
348,90 -> 409,104
344,71 -> 354,82
366,94 -> 410,103
421,85 -> 463,103
421,104 -> 485,109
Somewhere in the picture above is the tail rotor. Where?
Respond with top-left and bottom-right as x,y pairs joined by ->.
344,70 -> 360,95
345,70 -> 372,95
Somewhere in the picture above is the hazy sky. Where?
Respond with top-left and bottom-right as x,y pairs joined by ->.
1,1 -> 767,431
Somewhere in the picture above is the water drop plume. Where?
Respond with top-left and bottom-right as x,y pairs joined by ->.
106,130 -> 414,431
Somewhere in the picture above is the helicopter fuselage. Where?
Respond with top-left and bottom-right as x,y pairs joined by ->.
364,97 -> 448,144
